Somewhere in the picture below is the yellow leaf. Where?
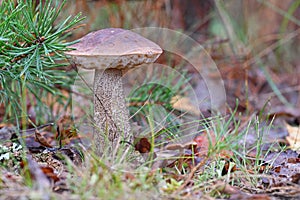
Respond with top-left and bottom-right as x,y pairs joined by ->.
171,95 -> 200,116
285,122 -> 300,151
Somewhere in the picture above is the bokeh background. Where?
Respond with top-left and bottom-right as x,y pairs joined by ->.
62,0 -> 300,147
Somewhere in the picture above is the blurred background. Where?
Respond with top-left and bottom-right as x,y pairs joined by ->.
65,0 -> 300,112
62,0 -> 300,145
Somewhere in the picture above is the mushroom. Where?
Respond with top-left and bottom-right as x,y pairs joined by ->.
66,28 -> 162,156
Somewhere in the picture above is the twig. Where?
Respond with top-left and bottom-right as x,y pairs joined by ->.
18,122 -> 54,134
63,24 -> 86,34
175,155 -> 209,193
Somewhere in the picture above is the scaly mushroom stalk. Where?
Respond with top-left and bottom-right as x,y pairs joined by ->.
93,68 -> 131,155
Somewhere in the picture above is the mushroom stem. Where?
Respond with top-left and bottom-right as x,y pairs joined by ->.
93,68 -> 131,156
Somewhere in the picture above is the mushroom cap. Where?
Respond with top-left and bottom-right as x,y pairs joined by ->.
66,28 -> 162,70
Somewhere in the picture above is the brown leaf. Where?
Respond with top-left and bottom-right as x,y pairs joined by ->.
164,141 -> 197,151
24,123 -> 54,148
214,181 -> 271,200
193,131 -> 232,158
35,129 -> 53,148
285,122 -> 300,150
124,172 -> 135,181
40,166 -> 60,182
193,132 -> 212,155
56,115 -> 79,147
263,150 -> 300,187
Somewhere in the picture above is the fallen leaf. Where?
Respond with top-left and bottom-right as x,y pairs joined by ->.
285,122 -> 300,150
263,150 -> 300,187
171,95 -> 200,116
24,123 -> 55,148
193,132 -> 213,155
35,129 -> 53,148
164,141 -> 197,151
193,131 -> 232,157
40,166 -> 60,182
213,181 -> 271,200
56,115 -> 79,148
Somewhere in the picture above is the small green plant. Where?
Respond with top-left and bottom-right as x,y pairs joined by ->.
0,0 -> 83,126
189,107 -> 284,198
128,68 -> 191,139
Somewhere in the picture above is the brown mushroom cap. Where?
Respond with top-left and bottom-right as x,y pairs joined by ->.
66,28 -> 162,70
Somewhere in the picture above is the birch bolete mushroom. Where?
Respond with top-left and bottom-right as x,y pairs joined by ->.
66,28 -> 162,156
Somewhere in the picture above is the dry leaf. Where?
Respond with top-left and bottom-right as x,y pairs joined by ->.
40,166 -> 60,182
285,122 -> 300,150
56,115 -> 79,147
171,95 -> 200,116
194,131 -> 232,157
164,141 -> 197,151
193,132 -> 213,155
35,129 -> 53,148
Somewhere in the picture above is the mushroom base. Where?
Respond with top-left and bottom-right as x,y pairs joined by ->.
93,68 -> 132,156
